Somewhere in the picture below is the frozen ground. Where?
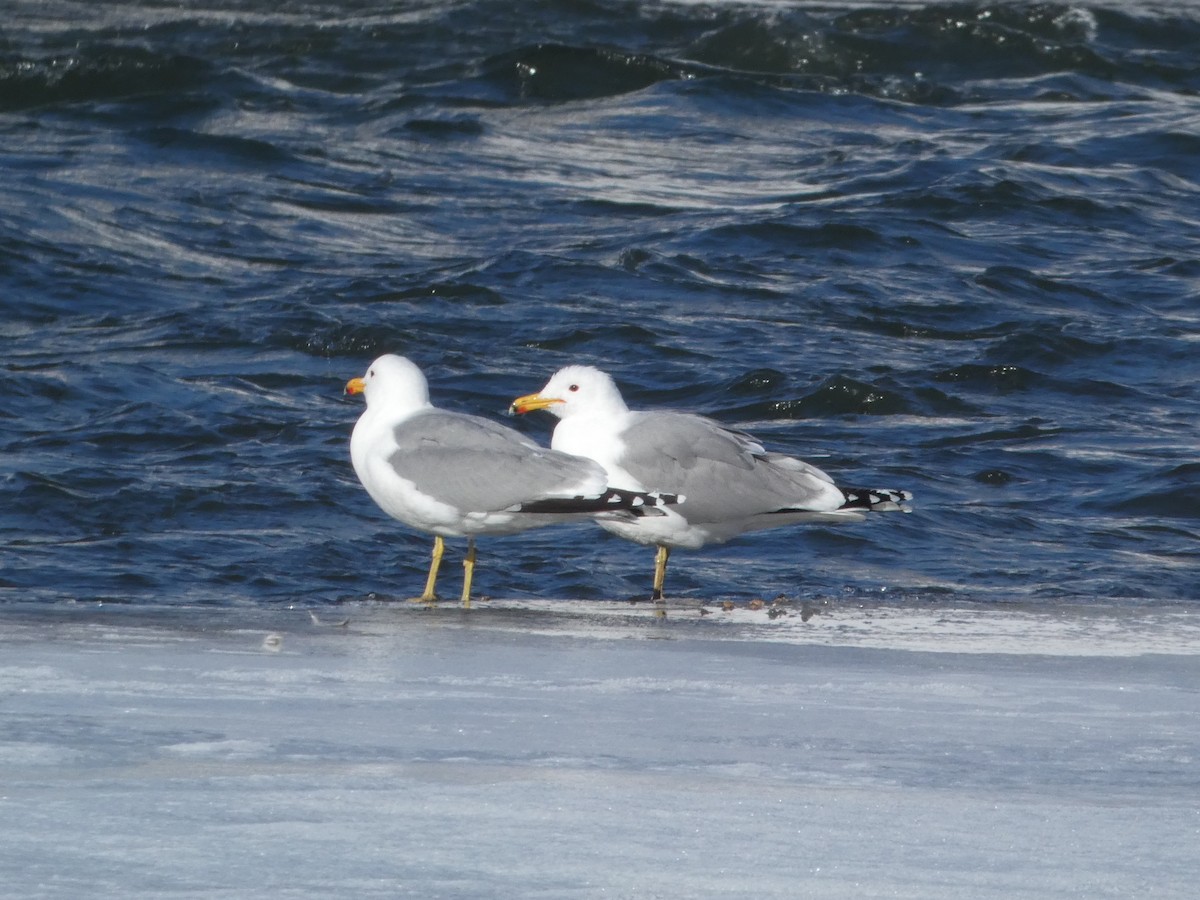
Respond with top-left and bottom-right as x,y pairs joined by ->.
1,600 -> 1197,899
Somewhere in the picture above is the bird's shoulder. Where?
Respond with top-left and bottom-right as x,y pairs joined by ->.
393,407 -> 537,453
621,409 -> 764,471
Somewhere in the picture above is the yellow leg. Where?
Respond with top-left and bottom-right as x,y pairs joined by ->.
413,535 -> 443,603
651,544 -> 670,602
460,538 -> 477,609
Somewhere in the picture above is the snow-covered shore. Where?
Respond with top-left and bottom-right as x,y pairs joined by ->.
2,601 -> 1196,898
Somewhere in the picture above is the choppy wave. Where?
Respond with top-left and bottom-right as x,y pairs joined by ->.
2,0 -> 1198,608
4,2 -> 1199,111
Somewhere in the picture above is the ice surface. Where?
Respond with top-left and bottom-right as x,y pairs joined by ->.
2,601 -> 1197,898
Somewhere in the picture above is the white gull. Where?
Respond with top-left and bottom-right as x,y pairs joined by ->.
512,365 -> 911,600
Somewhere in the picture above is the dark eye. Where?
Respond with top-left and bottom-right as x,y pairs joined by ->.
368,370 -> 375,377
568,384 -> 579,392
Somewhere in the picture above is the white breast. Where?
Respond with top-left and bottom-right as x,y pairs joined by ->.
551,414 -> 641,491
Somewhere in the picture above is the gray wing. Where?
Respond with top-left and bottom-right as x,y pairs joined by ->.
390,409 -> 606,513
618,411 -> 843,523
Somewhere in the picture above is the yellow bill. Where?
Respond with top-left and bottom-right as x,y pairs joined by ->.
509,392 -> 563,415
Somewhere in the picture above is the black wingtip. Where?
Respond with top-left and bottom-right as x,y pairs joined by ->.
839,487 -> 913,512
516,487 -> 682,516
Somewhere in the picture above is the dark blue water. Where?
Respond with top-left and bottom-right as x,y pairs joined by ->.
2,0 -> 1197,609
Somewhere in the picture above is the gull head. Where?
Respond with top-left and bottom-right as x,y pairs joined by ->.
345,354 -> 431,412
510,365 -> 628,420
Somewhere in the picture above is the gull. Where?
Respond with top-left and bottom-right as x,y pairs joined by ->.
346,355 -> 677,606
511,365 -> 911,601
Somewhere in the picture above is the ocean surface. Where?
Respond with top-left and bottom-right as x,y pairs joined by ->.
2,0 -> 1198,610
